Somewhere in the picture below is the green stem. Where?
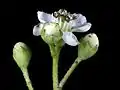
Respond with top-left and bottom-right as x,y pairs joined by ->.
53,54 -> 59,90
22,68 -> 34,90
49,44 -> 61,90
58,57 -> 82,89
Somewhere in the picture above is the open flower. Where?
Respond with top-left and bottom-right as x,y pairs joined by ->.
33,9 -> 92,46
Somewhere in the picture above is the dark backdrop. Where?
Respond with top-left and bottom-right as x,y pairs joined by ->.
1,0 -> 114,90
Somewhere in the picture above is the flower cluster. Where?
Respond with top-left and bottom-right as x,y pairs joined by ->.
12,9 -> 99,90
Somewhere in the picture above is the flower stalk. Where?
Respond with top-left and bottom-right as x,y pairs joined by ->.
22,68 -> 34,90
58,57 -> 82,89
49,44 -> 62,90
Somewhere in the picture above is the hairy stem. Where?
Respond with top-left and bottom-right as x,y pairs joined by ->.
59,58 -> 82,89
53,54 -> 59,90
22,68 -> 34,90
49,44 -> 61,90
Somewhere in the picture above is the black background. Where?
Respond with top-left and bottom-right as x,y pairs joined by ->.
1,0 -> 114,90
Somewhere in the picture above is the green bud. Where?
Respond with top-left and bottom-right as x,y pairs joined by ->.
13,42 -> 32,69
41,23 -> 63,45
78,33 -> 99,60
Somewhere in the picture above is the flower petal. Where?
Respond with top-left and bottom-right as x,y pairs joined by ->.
37,11 -> 57,23
62,32 -> 79,46
33,23 -> 44,36
72,23 -> 92,32
69,14 -> 87,28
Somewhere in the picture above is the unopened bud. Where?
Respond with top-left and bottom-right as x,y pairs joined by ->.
13,42 -> 32,69
78,33 -> 99,60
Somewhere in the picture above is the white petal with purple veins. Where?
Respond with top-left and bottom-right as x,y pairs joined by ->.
72,23 -> 92,32
69,14 -> 87,28
37,11 -> 57,23
62,32 -> 79,46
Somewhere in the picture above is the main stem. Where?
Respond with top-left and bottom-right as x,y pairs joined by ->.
49,45 -> 61,90
53,54 -> 59,90
22,68 -> 34,90
59,58 -> 82,89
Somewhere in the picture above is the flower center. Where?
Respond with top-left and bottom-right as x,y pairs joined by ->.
53,9 -> 77,22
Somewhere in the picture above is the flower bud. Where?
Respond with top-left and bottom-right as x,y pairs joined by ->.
13,42 -> 32,69
41,23 -> 62,45
78,33 -> 99,60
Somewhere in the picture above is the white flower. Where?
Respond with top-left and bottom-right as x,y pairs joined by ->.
33,9 -> 92,46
